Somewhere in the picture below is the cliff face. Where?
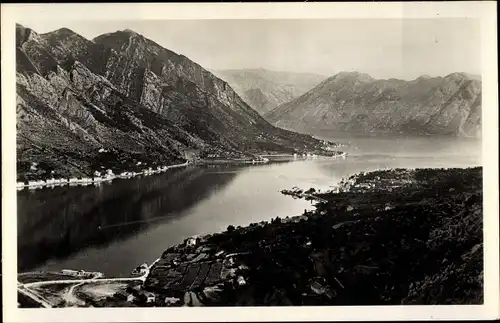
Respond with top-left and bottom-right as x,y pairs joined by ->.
214,69 -> 326,115
16,25 -> 324,180
265,72 -> 482,138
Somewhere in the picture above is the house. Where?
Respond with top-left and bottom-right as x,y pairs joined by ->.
145,292 -> 155,303
228,257 -> 235,267
164,297 -> 180,306
17,182 -> 24,188
69,178 -> 78,183
127,294 -> 135,303
186,237 -> 198,247
61,269 -> 79,276
310,281 -> 327,295
106,169 -> 114,176
237,276 -> 246,286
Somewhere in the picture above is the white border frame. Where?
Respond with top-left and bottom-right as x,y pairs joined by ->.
2,2 -> 498,322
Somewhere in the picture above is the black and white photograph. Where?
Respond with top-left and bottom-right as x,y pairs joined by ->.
2,2 -> 498,322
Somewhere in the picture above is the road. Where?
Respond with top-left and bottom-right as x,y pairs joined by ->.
17,262 -> 158,308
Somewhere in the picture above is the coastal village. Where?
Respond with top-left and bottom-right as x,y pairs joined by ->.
16,140 -> 344,191
16,158 -> 190,191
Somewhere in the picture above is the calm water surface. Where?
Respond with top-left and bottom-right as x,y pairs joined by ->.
17,136 -> 481,277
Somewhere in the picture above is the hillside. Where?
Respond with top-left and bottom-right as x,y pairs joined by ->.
214,69 -> 326,115
265,71 -> 482,138
16,25 -> 334,181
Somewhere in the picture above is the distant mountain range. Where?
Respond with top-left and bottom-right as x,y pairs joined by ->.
265,71 -> 482,138
213,69 -> 326,115
16,25 -> 327,180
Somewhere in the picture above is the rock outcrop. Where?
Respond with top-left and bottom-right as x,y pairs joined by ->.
265,71 -> 482,138
16,25 -> 327,180
214,69 -> 326,115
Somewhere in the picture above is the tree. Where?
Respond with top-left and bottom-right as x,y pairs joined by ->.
227,225 -> 235,233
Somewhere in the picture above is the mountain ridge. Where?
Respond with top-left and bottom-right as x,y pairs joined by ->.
265,71 -> 482,138
16,24 -> 332,181
213,68 -> 327,115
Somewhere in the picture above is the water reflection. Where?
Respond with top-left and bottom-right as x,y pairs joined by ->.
17,136 -> 482,277
17,166 -> 238,273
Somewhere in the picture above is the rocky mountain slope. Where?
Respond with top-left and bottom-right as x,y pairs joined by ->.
213,69 -> 326,115
265,72 -> 482,138
16,25 -> 331,180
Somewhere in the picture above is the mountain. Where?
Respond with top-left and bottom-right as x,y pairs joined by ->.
213,69 -> 326,115
265,71 -> 482,138
16,25 -> 333,181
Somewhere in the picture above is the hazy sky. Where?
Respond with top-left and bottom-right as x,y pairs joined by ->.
16,19 -> 481,80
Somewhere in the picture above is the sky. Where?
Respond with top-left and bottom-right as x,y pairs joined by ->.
16,18 -> 481,80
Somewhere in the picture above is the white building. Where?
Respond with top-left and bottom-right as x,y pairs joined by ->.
164,297 -> 180,306
94,170 -> 101,177
186,237 -> 198,247
146,293 -> 156,303
61,269 -> 79,276
237,276 -> 246,286
127,294 -> 135,302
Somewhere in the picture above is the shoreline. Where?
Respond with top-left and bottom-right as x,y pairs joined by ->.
17,166 -> 482,307
16,151 -> 347,191
16,161 -> 190,191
